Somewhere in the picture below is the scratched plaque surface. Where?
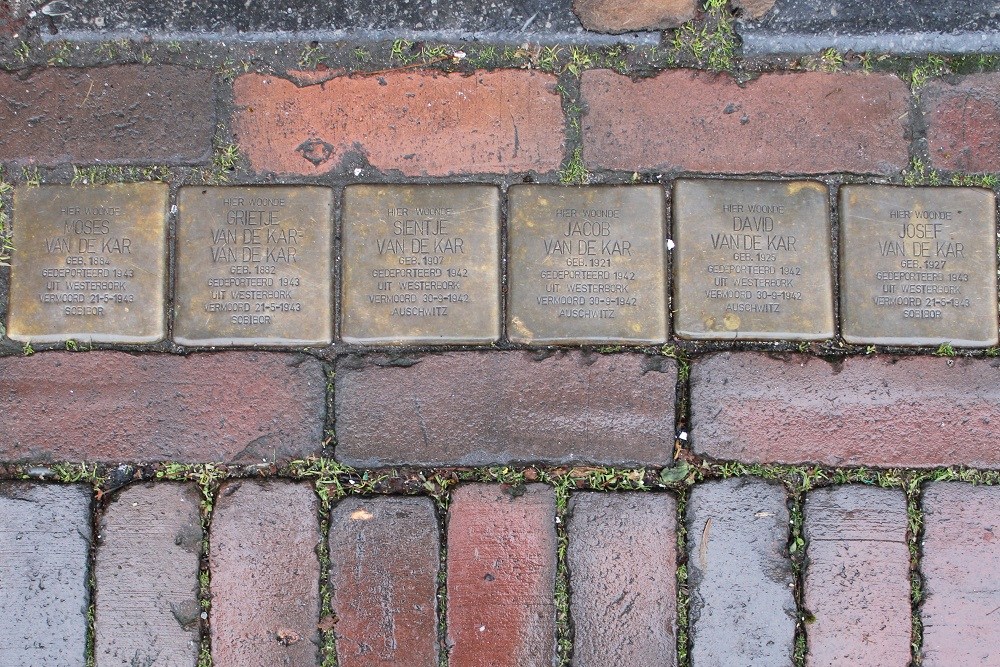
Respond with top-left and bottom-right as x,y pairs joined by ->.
840,185 -> 998,347
341,184 -> 500,344
8,184 -> 168,344
507,185 -> 667,344
673,179 -> 834,340
174,186 -> 333,346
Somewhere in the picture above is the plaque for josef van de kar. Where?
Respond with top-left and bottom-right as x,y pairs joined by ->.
8,184 -> 168,344
174,186 -> 333,346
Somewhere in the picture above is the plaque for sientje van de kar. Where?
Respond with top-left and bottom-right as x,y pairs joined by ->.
840,185 -> 998,347
341,184 -> 500,344
673,179 -> 834,340
7,184 -> 168,344
174,187 -> 333,346
507,185 -> 667,344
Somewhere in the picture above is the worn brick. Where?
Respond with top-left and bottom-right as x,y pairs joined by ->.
0,351 -> 325,464
210,480 -> 320,667
804,486 -> 910,667
922,483 -> 1000,666
96,483 -> 202,667
0,66 -> 214,165
923,74 -> 1000,172
582,69 -> 909,174
335,351 -> 676,467
329,497 -> 440,667
0,483 -> 91,666
572,0 -> 695,32
446,484 -> 556,667
690,353 -> 1000,467
232,70 -> 563,177
686,478 -> 795,665
568,493 -> 677,667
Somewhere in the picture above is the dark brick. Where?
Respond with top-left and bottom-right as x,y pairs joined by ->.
568,493 -> 677,667
96,483 -> 202,667
572,0 -> 695,32
446,484 -> 556,667
0,66 -> 214,166
232,70 -> 563,177
335,351 -> 676,467
922,483 -> 1000,666
691,353 -> 1000,467
803,486 -> 910,666
210,480 -> 320,667
0,483 -> 91,666
582,69 -> 909,174
0,351 -> 325,464
329,497 -> 440,667
686,478 -> 795,665
923,74 -> 1000,172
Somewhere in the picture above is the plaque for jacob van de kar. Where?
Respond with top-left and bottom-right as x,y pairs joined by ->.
174,186 -> 333,346
673,179 -> 834,340
7,184 -> 168,344
840,185 -> 998,347
341,184 -> 500,344
508,185 -> 668,344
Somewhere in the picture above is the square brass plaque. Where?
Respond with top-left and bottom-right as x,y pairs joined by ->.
174,186 -> 333,346
7,184 -> 168,344
508,185 -> 667,344
341,184 -> 500,344
840,185 -> 998,347
673,179 -> 834,340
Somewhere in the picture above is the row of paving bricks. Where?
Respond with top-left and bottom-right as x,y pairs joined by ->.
2,479 -> 997,666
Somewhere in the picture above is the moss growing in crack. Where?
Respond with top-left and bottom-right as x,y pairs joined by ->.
71,165 -> 169,185
559,148 -> 590,185
0,169 -> 14,267
903,158 -> 943,187
667,0 -> 737,72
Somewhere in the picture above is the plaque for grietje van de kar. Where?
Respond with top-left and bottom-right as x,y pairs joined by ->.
507,185 -> 668,344
341,184 -> 501,344
673,179 -> 834,340
174,186 -> 333,346
840,185 -> 998,347
8,184 -> 168,344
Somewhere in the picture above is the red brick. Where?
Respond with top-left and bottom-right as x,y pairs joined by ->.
0,483 -> 91,666
803,486 -> 910,666
687,478 -> 795,665
572,0 -> 695,32
446,484 -> 556,667
96,483 -> 202,667
0,66 -> 214,166
0,351 -> 325,464
921,483 -> 1000,666
329,497 -> 440,667
232,70 -> 563,177
690,353 -> 1000,467
582,69 -> 909,174
335,351 -> 676,467
568,493 -> 677,667
210,480 -> 320,667
923,74 -> 1000,172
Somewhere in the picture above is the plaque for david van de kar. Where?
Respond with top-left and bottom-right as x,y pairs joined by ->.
673,179 -> 834,340
507,185 -> 668,344
174,186 -> 333,346
840,185 -> 998,347
341,184 -> 500,344
7,184 -> 168,344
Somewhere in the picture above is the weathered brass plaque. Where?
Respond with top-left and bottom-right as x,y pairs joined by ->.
174,187 -> 332,346
673,179 -> 834,340
341,184 -> 500,344
8,184 -> 168,344
508,185 -> 667,344
840,185 -> 998,347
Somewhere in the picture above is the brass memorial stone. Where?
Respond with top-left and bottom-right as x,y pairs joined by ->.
174,186 -> 333,346
673,179 -> 834,340
341,184 -> 500,344
8,184 -> 168,344
840,185 -> 998,347
508,185 -> 667,344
